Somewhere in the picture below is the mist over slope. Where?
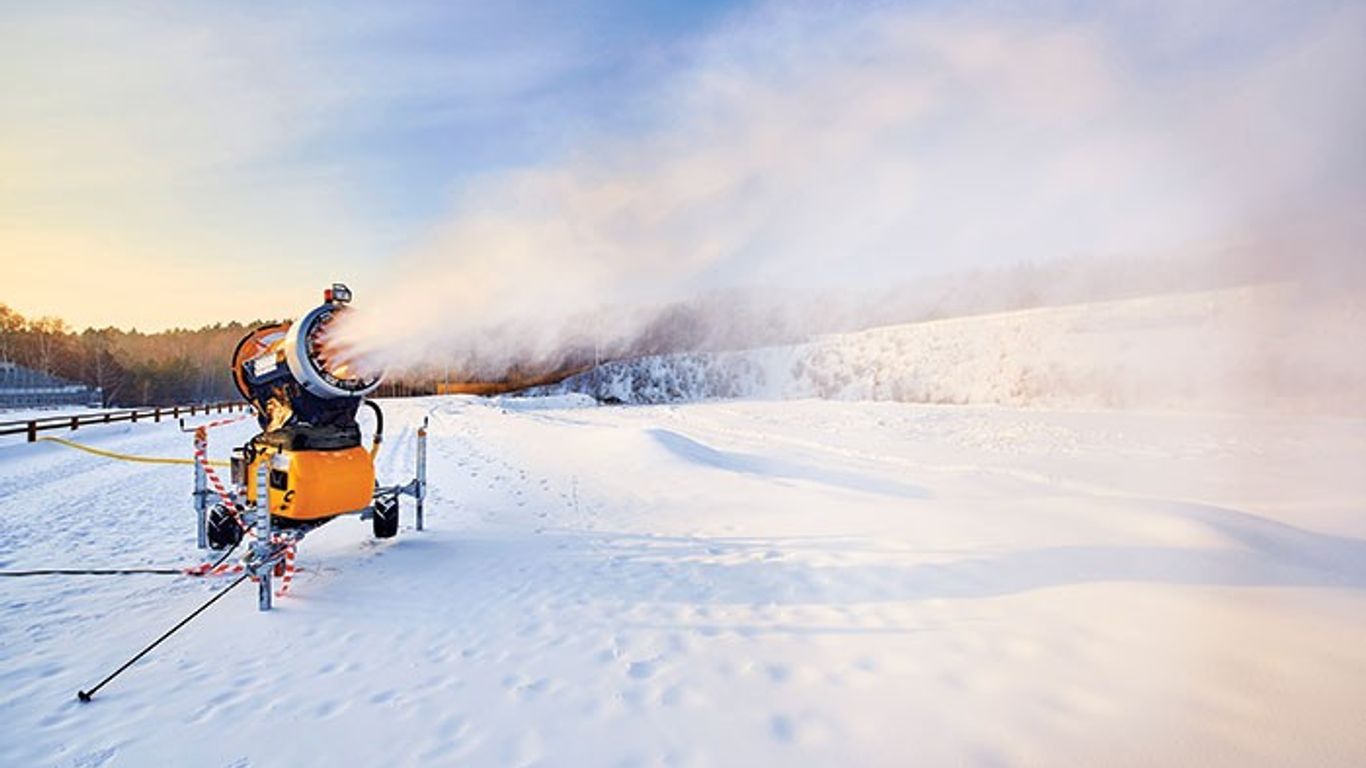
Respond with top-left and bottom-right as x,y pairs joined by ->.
333,0 -> 1365,384
534,283 -> 1366,415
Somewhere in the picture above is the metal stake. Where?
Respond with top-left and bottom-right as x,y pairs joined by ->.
193,432 -> 208,550
254,462 -> 272,611
416,418 -> 428,531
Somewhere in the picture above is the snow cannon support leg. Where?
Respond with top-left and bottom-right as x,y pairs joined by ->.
416,417 -> 428,532
193,431 -> 209,549
254,462 -> 273,612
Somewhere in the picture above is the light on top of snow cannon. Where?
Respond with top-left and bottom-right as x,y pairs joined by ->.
324,282 -> 352,304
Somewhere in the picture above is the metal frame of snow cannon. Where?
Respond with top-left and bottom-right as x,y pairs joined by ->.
357,413 -> 430,533
188,417 -> 428,610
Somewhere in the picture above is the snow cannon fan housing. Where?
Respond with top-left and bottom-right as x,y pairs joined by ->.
233,285 -> 381,428
229,284 -> 385,524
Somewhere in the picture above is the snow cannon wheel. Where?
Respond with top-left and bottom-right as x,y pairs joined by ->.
207,505 -> 244,550
372,497 -> 399,539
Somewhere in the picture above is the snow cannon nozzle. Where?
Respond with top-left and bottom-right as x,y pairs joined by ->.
231,285 -> 382,421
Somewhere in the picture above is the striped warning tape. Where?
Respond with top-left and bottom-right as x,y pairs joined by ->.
188,414 -> 250,432
183,560 -> 245,577
193,416 -> 302,598
193,427 -> 237,507
274,542 -> 297,598
192,424 -> 256,538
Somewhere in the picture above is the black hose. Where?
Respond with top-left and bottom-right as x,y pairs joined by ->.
78,572 -> 251,702
362,399 -> 384,449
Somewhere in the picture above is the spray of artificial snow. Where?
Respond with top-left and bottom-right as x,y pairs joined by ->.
332,0 -> 1365,405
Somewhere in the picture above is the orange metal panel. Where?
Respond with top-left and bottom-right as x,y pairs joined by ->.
245,446 -> 374,521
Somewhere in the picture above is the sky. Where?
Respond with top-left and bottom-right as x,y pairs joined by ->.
0,0 -> 1361,335
0,1 -> 737,329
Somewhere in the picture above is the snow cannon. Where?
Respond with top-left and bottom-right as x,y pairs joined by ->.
197,283 -> 427,610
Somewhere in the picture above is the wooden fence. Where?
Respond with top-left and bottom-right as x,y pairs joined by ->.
0,401 -> 252,443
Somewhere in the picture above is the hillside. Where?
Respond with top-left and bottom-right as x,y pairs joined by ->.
537,283 -> 1365,415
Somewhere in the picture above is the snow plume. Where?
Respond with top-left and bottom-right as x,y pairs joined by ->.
334,0 -> 1365,384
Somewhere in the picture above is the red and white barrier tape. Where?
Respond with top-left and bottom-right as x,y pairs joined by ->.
188,413 -> 251,431
274,541 -> 296,598
183,560 -> 245,577
188,413 -> 300,597
193,426 -> 252,536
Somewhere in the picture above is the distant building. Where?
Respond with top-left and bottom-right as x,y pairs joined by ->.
0,360 -> 102,408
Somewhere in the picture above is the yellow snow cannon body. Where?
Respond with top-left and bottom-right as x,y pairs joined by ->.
240,442 -> 375,522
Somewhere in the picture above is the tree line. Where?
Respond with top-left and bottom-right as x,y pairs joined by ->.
0,303 -> 273,407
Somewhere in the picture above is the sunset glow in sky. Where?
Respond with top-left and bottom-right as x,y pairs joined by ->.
1,1 -> 733,329
1,1 -> 1360,331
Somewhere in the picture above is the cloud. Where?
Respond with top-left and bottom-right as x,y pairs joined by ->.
0,1 -> 615,329
336,0 -> 1364,376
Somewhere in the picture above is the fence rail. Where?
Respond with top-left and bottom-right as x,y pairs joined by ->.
0,402 -> 251,442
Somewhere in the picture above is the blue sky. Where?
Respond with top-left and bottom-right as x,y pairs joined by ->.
284,2 -> 741,221
0,0 -> 750,328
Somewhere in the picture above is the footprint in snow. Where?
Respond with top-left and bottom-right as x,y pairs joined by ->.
770,714 -> 797,743
70,747 -> 117,768
627,660 -> 659,680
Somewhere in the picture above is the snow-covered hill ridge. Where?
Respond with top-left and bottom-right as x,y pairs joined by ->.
537,283 -> 1364,414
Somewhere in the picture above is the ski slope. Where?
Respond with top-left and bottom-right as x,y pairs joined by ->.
2,396 -> 1365,766
542,283 -> 1366,415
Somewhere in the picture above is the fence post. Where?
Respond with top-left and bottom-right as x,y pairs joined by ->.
131,410 -> 138,423
104,412 -> 111,423
27,421 -> 36,443
71,416 -> 78,432
154,408 -> 161,423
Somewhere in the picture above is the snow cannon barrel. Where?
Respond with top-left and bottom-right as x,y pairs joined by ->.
231,283 -> 382,432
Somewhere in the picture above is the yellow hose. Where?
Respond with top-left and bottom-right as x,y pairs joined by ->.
39,436 -> 230,467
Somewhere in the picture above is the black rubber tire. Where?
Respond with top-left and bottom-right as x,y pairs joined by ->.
207,505 -> 244,550
372,497 -> 399,539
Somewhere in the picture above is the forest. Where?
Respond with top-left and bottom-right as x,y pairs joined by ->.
0,303 -> 270,406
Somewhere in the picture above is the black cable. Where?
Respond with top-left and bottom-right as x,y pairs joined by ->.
1,568 -> 185,577
1,539 -> 240,578
78,571 -> 251,702
208,540 -> 239,568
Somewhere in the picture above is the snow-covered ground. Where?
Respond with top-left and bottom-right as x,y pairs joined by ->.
2,395 -> 1364,766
